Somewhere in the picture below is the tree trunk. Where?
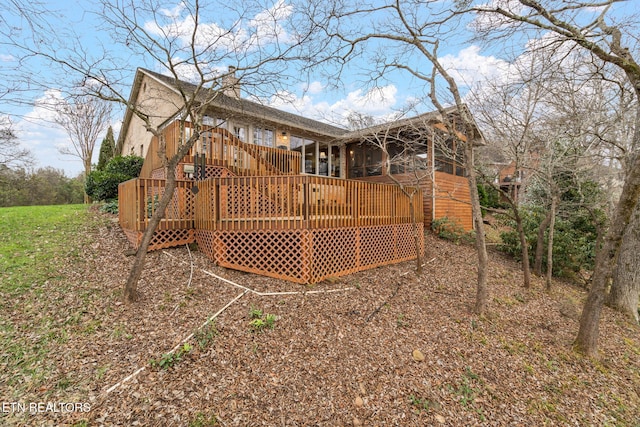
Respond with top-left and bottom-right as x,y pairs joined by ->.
466,144 -> 489,314
123,168 -> 178,303
546,195 -> 557,291
576,94 -> 640,356
575,114 -> 640,356
83,160 -> 92,204
123,129 -> 198,303
534,208 -> 553,276
607,202 -> 640,323
513,208 -> 531,288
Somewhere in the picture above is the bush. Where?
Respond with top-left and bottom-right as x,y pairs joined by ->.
432,217 -> 475,244
85,155 -> 143,202
477,183 -> 505,215
100,200 -> 119,214
86,170 -> 130,201
498,206 -> 600,278
104,155 -> 144,176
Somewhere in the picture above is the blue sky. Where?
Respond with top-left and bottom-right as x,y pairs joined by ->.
1,0 -> 635,177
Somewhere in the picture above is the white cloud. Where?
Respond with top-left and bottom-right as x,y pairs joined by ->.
0,54 -> 15,62
13,90 -> 117,176
267,84 -> 400,127
440,45 -> 510,87
159,2 -> 187,20
306,81 -> 324,95
247,0 -> 294,47
144,0 -> 292,56
26,89 -> 64,124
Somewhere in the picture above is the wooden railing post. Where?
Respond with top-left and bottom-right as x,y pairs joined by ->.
303,178 -> 309,225
353,182 -> 360,227
138,179 -> 145,231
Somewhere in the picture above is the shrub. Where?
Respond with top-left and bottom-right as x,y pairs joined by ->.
85,170 -> 130,201
498,206 -> 600,278
432,217 -> 475,244
104,155 -> 144,176
100,200 -> 119,214
477,183 -> 505,215
85,155 -> 143,202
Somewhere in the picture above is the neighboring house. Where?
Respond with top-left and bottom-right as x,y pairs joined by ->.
117,68 -> 483,283
489,160 -> 524,202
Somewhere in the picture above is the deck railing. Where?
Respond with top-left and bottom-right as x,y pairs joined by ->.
119,174 -> 423,282
120,175 -> 422,232
118,178 -> 195,231
140,121 -> 301,178
194,175 -> 422,231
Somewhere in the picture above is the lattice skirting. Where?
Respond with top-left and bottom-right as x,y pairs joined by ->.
122,228 -> 195,251
150,165 -> 234,180
195,223 -> 424,284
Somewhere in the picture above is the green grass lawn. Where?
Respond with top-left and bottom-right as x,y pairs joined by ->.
0,204 -> 90,295
0,204 -> 98,403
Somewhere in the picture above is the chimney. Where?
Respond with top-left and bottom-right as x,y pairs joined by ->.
222,66 -> 241,98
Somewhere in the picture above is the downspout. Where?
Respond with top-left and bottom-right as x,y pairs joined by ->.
431,129 -> 436,225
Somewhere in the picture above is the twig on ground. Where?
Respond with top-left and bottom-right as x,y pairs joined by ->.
366,281 -> 402,322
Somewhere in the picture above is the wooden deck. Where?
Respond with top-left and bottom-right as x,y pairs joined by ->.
119,122 -> 425,284
140,122 -> 301,179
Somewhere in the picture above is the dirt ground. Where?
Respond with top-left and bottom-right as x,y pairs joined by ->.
3,211 -> 640,426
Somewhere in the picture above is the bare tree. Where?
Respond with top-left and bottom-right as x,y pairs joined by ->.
0,117 -> 33,169
4,0 -> 325,303
473,0 -> 640,356
472,40 -> 623,288
0,0 -> 59,116
545,191 -> 558,290
470,50 -> 558,288
92,0 -> 319,302
55,92 -> 112,190
350,116 -> 437,274
307,0 -> 490,313
602,77 -> 640,322
608,203 -> 640,323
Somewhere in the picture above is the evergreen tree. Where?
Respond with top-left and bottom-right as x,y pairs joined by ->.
96,126 -> 116,171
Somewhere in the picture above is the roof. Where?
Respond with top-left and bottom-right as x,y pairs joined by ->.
342,109 -> 449,141
117,67 -> 484,152
142,68 -> 348,137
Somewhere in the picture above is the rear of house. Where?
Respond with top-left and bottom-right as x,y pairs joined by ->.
117,68 -> 481,283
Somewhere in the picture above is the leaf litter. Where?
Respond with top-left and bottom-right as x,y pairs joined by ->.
1,210 -> 639,426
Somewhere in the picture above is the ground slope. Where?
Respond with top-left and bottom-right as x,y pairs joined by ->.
2,210 -> 639,426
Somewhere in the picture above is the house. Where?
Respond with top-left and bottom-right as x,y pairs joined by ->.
117,68 -> 482,283
495,161 -> 524,202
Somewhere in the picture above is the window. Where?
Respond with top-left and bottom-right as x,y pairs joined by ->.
330,146 -> 340,177
304,140 -> 316,174
434,134 -> 465,177
318,143 -> 329,176
348,144 -> 381,178
290,135 -> 303,151
291,136 -> 340,176
264,129 -> 274,147
386,141 -> 428,175
234,126 -> 246,142
253,127 -> 274,146
253,127 -> 263,146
